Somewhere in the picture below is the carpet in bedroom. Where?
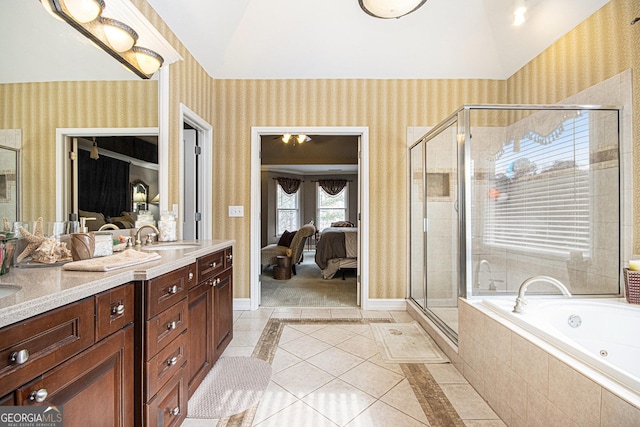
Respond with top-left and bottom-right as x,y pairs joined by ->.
260,251 -> 357,307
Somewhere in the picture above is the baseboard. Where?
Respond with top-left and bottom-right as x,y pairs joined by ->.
365,298 -> 407,311
233,298 -> 251,311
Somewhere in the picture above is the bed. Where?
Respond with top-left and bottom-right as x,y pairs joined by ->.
314,227 -> 358,279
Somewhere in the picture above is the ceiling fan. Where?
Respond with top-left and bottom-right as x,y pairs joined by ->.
273,134 -> 312,145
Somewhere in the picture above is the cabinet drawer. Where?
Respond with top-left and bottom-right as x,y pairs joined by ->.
95,283 -> 135,341
146,329 -> 189,401
15,325 -> 134,427
145,364 -> 187,427
196,250 -> 226,283
0,298 -> 95,397
146,266 -> 190,320
145,299 -> 188,359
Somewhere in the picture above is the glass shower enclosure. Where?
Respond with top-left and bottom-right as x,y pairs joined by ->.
409,105 -> 621,343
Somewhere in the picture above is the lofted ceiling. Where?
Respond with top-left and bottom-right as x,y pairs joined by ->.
146,0 -> 610,80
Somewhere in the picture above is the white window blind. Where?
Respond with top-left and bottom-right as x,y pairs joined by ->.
485,112 -> 591,257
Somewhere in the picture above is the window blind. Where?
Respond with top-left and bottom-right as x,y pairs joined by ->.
484,113 -> 591,257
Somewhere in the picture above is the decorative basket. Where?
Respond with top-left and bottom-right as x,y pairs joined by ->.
623,268 -> 640,305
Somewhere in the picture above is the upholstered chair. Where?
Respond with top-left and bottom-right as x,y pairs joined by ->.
260,223 -> 315,275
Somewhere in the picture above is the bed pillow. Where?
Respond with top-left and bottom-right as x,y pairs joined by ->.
277,230 -> 295,247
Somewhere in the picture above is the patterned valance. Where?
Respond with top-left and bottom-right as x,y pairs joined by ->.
318,179 -> 347,196
276,177 -> 301,194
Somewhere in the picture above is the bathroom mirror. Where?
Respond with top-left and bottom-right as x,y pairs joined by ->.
0,0 -> 158,223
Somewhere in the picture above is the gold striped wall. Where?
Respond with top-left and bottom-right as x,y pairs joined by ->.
0,80 -> 157,221
507,0 -> 640,252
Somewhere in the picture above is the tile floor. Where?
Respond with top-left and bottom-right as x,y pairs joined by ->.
183,307 -> 505,427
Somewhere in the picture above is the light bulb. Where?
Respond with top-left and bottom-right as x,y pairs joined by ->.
63,0 -> 104,23
101,17 -> 138,53
282,134 -> 292,143
297,135 -> 307,144
132,47 -> 164,75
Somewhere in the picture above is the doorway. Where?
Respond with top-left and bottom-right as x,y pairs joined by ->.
179,104 -> 213,240
250,126 -> 370,311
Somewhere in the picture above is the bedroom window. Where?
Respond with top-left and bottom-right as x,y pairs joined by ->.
276,184 -> 299,235
317,184 -> 347,231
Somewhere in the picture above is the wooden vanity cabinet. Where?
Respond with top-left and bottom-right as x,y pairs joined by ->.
141,265 -> 195,427
188,246 -> 233,397
0,283 -> 135,427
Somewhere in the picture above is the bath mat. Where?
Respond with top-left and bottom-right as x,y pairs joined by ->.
371,321 -> 449,364
187,356 -> 272,419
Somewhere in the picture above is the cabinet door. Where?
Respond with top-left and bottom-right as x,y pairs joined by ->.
16,325 -> 134,427
187,281 -> 212,397
213,269 -> 233,360
145,364 -> 187,427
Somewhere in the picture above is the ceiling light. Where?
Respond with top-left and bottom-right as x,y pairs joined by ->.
63,0 -> 104,23
132,46 -> 164,75
100,17 -> 138,52
358,0 -> 427,19
282,134 -> 292,143
280,134 -> 311,146
513,0 -> 526,26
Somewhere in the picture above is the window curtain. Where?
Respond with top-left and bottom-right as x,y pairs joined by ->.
78,150 -> 130,217
276,177 -> 301,194
318,179 -> 347,196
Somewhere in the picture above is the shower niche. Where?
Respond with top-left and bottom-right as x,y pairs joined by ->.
409,104 -> 622,342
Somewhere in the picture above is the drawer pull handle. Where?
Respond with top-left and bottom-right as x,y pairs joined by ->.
188,272 -> 194,281
167,356 -> 178,366
10,349 -> 30,365
169,407 -> 180,416
112,304 -> 125,316
209,261 -> 217,268
167,321 -> 177,330
227,254 -> 233,261
168,285 -> 178,295
29,388 -> 48,403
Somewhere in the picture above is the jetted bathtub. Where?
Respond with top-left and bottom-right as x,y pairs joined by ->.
481,298 -> 640,398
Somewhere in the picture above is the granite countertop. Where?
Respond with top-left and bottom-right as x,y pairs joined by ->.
0,239 -> 235,329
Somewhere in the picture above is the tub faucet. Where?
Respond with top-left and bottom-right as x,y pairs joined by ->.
135,224 -> 160,246
513,275 -> 571,314
477,259 -> 492,289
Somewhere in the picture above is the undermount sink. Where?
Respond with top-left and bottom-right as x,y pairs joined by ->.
0,285 -> 21,299
140,244 -> 201,251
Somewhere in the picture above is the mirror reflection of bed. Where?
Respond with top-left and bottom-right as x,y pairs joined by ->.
259,134 -> 359,307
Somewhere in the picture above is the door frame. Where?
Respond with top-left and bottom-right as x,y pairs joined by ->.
179,104 -> 213,240
250,126 -> 370,310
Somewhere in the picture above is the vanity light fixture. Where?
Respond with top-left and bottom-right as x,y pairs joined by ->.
40,0 -> 166,79
100,16 -> 138,52
358,0 -> 427,19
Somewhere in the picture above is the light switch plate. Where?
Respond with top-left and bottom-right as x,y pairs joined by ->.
228,206 -> 244,217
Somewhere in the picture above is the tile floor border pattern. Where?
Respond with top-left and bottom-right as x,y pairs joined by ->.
215,317 -> 466,427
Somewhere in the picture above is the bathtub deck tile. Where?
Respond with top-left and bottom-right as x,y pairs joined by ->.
548,356 -> 601,426
601,389 -> 640,426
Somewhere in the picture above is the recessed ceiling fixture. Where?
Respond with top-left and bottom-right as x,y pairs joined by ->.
513,0 -> 527,26
358,0 -> 427,19
281,134 -> 311,145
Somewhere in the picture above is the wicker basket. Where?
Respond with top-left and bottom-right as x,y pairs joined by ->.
623,268 -> 640,304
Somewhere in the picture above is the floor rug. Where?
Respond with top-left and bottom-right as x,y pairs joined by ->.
261,251 -> 357,307
187,356 -> 272,419
371,321 -> 449,364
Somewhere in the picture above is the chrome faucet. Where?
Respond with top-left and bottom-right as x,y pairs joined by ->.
135,224 -> 160,246
477,259 -> 492,289
513,275 -> 571,313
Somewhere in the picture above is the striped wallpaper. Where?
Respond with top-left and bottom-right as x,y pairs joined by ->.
1,0 -> 637,301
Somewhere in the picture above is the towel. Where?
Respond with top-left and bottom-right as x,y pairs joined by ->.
62,249 -> 161,272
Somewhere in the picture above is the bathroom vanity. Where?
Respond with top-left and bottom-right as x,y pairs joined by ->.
0,240 -> 234,427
